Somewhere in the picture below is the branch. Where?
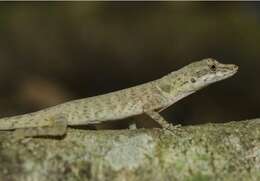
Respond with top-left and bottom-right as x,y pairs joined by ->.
0,119 -> 259,181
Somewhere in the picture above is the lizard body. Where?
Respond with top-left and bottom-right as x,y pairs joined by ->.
0,58 -> 238,137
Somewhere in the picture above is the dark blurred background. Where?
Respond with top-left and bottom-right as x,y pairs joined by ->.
0,2 -> 259,126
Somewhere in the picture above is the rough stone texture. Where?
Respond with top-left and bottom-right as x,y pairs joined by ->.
0,119 -> 259,181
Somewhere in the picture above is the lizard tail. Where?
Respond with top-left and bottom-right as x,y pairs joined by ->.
0,113 -> 45,130
0,115 -> 30,130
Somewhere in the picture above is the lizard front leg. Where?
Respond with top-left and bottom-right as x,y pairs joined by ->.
13,114 -> 68,138
144,111 -> 182,131
144,111 -> 172,129
142,93 -> 174,129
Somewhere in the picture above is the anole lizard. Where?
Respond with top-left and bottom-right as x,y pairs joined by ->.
0,58 -> 238,137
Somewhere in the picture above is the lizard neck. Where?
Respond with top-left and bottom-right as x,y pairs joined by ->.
155,74 -> 195,105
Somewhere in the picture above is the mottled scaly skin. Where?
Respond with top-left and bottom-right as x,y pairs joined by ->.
0,58 -> 238,133
0,81 -> 168,129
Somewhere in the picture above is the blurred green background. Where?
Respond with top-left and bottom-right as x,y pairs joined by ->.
0,2 -> 259,126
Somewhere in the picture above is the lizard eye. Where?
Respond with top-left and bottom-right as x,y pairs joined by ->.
209,64 -> 217,72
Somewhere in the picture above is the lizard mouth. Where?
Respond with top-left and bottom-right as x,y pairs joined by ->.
228,64 -> 239,75
232,64 -> 239,72
219,64 -> 239,78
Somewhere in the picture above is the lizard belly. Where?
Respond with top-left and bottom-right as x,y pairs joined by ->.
66,94 -> 144,125
96,103 -> 143,123
65,82 -> 167,125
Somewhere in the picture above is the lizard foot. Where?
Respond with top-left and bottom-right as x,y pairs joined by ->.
162,123 -> 182,134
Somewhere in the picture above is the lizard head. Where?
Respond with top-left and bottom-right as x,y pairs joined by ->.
182,58 -> 239,91
159,58 -> 238,98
